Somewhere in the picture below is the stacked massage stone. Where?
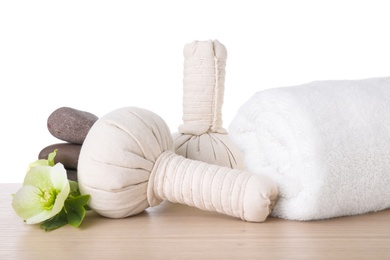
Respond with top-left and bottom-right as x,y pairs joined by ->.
38,107 -> 98,181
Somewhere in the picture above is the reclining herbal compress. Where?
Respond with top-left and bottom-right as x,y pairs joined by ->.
78,107 -> 278,222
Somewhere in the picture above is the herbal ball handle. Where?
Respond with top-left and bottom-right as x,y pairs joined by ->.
148,151 -> 278,222
179,40 -> 227,135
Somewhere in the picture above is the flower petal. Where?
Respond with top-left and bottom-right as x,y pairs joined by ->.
27,159 -> 49,171
12,185 -> 44,221
23,166 -> 53,189
48,163 -> 70,218
50,163 -> 68,190
50,183 -> 70,219
25,210 -> 52,224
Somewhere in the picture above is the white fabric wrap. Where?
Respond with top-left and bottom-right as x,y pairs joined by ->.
174,40 -> 244,169
148,151 -> 278,222
229,77 -> 390,220
78,107 -> 173,218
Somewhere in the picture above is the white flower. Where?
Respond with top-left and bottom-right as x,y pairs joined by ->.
12,163 -> 70,224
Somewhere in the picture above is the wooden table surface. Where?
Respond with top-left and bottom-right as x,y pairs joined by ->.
1,183 -> 390,259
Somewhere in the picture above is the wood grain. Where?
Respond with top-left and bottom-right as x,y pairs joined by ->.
1,183 -> 390,259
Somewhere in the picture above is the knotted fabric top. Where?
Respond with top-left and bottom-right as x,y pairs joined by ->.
179,40 -> 227,135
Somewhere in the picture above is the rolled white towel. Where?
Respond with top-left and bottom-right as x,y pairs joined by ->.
229,76 -> 390,220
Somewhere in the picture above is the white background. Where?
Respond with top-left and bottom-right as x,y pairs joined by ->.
1,0 -> 389,183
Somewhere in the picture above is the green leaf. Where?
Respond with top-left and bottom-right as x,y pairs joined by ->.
40,209 -> 68,231
84,204 -> 92,211
47,149 -> 58,166
68,180 -> 81,197
64,195 -> 90,228
65,205 -> 85,228
67,194 -> 90,207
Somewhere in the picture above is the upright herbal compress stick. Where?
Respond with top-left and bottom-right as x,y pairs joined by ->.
173,40 -> 244,169
78,107 -> 278,222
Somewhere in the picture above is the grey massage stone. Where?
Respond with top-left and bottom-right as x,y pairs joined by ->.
47,107 -> 98,144
65,169 -> 78,182
39,143 -> 82,170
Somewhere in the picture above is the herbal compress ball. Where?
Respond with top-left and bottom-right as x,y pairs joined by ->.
78,107 -> 278,222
